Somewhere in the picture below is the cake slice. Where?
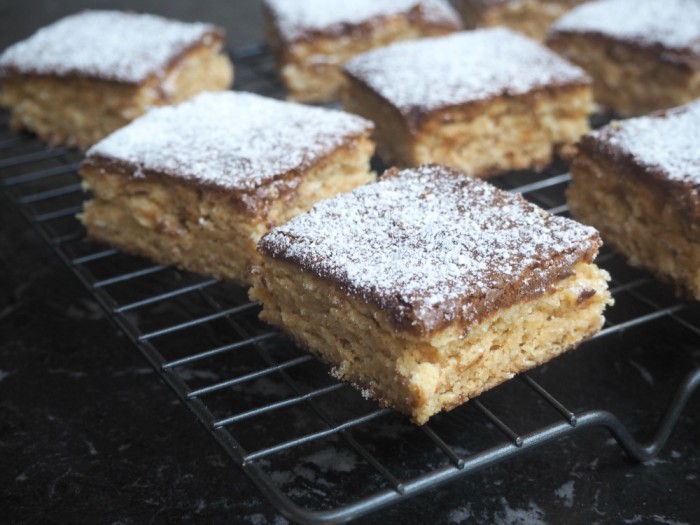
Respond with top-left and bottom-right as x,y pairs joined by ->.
80,92 -> 375,285
0,10 -> 234,148
251,165 -> 612,424
458,0 -> 589,41
342,28 -> 592,177
568,101 -> 700,299
547,0 -> 700,116
263,0 -> 462,103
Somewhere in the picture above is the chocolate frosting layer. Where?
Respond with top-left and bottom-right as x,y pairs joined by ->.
0,10 -> 223,84
259,165 -> 602,335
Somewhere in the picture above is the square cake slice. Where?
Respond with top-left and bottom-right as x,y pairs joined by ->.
251,165 -> 612,424
263,0 -> 462,103
457,0 -> 588,41
342,29 -> 592,177
80,92 -> 375,285
547,0 -> 700,116
568,101 -> 700,299
0,10 -> 234,148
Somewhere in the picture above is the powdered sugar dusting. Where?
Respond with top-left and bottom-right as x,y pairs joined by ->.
0,10 -> 218,83
590,100 -> 700,185
344,28 -> 589,122
260,165 -> 600,332
265,0 -> 460,42
551,0 -> 700,54
86,91 -> 373,192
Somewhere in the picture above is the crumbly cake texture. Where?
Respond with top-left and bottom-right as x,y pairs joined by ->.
81,92 -> 375,285
263,0 -> 462,103
252,165 -> 612,424
457,0 -> 588,41
547,0 -> 700,116
568,101 -> 700,299
343,28 -> 592,176
0,11 -> 234,147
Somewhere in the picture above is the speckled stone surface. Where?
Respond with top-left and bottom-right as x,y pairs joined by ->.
1,2 -> 700,525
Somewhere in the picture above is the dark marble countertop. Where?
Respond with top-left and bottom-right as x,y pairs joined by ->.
1,2 -> 700,524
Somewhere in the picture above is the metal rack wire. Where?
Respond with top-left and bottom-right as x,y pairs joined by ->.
1,45 -> 699,524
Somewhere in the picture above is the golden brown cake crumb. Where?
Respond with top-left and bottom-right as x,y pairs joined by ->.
80,92 -> 375,285
252,165 -> 612,424
547,0 -> 700,116
0,11 -> 234,148
343,29 -> 592,177
568,101 -> 700,299
263,0 -> 461,103
457,0 -> 588,41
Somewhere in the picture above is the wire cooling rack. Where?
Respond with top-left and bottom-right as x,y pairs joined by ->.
1,45 -> 699,524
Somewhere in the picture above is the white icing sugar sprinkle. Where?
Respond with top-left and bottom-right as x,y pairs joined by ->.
264,0 -> 460,41
86,91 -> 373,192
591,100 -> 700,185
551,0 -> 700,53
260,165 -> 599,330
344,28 -> 589,121
0,10 -> 218,83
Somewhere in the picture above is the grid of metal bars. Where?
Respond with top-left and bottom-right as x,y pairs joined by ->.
1,45 -> 699,524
